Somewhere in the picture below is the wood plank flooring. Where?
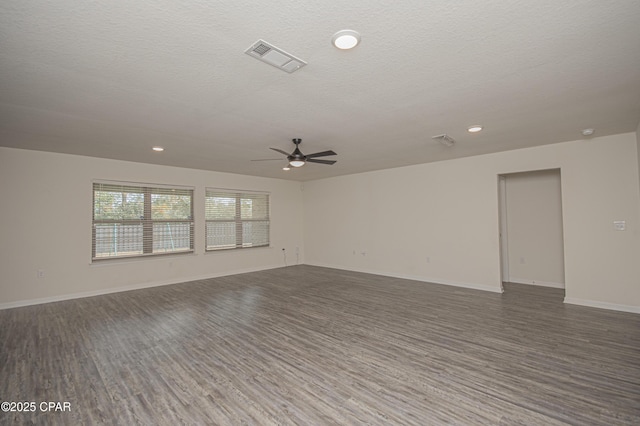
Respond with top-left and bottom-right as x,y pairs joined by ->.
1,265 -> 639,425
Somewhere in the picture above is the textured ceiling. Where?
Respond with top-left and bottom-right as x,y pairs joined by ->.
1,0 -> 640,181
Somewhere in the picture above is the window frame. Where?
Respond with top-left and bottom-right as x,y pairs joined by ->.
205,188 -> 270,251
92,181 -> 195,261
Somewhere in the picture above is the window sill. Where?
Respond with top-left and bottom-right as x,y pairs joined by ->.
204,245 -> 272,254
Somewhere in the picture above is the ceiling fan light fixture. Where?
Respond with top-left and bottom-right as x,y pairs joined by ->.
332,30 -> 360,50
289,159 -> 305,167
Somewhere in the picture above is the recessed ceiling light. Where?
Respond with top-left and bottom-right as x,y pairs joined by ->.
282,166 -> 291,171
332,30 -> 361,50
581,128 -> 594,136
467,125 -> 483,133
152,146 -> 164,152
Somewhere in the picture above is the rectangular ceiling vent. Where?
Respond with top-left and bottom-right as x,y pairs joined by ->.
432,134 -> 456,147
251,42 -> 272,56
245,39 -> 307,74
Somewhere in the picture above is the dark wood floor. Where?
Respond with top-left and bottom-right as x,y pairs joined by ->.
1,265 -> 639,425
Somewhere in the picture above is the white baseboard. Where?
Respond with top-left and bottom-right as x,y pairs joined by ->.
0,265 -> 285,310
509,278 -> 565,289
305,262 -> 503,294
563,297 -> 640,314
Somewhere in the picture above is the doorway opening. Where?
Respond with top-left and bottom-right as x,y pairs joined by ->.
498,169 -> 565,297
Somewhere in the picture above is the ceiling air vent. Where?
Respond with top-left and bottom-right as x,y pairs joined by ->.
432,134 -> 456,147
245,39 -> 307,73
251,42 -> 271,56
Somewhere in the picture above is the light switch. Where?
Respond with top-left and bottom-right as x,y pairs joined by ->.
613,221 -> 626,231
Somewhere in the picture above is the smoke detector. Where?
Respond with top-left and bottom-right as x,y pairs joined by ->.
432,134 -> 456,147
245,40 -> 307,73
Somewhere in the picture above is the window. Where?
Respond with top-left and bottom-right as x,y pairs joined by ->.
92,182 -> 194,260
205,189 -> 269,250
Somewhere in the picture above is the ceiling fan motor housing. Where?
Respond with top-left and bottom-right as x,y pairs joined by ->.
288,138 -> 305,161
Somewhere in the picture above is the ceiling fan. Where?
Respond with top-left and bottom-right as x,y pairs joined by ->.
253,138 -> 337,168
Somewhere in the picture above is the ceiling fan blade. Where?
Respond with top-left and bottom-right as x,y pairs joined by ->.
307,158 -> 337,165
251,158 -> 282,161
306,150 -> 337,158
270,148 -> 290,156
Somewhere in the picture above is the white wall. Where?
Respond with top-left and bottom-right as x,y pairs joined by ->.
637,119 -> 640,197
0,147 -> 304,307
504,170 -> 564,288
3,133 -> 640,313
303,133 -> 640,312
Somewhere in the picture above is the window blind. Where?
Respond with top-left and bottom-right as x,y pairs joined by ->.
205,189 -> 270,250
92,182 -> 194,260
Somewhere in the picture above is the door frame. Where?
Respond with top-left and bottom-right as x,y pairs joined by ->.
497,169 -> 566,293
498,175 -> 509,287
